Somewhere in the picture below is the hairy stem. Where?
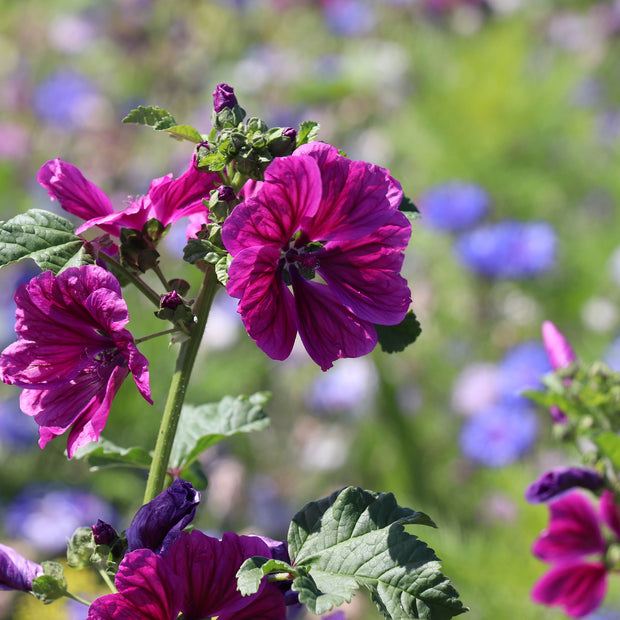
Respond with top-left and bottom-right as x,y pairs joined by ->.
143,264 -> 219,503
98,253 -> 161,307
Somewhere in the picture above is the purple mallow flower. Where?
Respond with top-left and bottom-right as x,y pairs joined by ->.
126,479 -> 200,554
455,220 -> 556,279
0,543 -> 42,592
37,155 -> 218,240
222,142 -> 411,370
0,265 -> 151,457
525,467 -> 604,504
459,403 -> 538,467
531,491 -> 620,618
213,82 -> 238,112
418,182 -> 489,232
87,530 -> 287,619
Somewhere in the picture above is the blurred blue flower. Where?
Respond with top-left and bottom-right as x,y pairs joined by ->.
322,0 -> 377,36
496,341 -> 550,405
603,334 -> 620,371
248,475 -> 291,537
459,403 -> 538,467
32,70 -> 100,129
5,485 -> 116,554
419,182 -> 489,232
0,398 -> 38,450
454,220 -> 557,279
305,357 -> 378,416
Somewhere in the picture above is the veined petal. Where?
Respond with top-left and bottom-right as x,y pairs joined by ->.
531,561 -> 607,618
532,492 -> 605,561
37,159 -> 114,222
222,156 -> 322,256
227,247 -> 296,361
291,270 -> 377,371
219,584 -> 287,620
87,549 -> 183,620
294,142 -> 403,243
318,210 -> 412,325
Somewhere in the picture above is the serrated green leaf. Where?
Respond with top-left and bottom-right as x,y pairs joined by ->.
399,196 -> 421,221
375,311 -> 422,354
164,124 -> 204,143
237,557 -> 297,596
122,105 -> 177,130
32,562 -> 67,603
297,121 -> 320,146
72,438 -> 152,471
215,253 -> 233,286
0,209 -> 85,274
294,572 -> 352,614
168,392 -> 271,471
288,487 -> 466,620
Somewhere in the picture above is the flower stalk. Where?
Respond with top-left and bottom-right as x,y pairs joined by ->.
143,264 -> 219,503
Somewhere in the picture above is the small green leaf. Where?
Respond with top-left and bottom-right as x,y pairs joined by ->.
168,392 -> 271,471
594,432 -> 620,470
32,561 -> 68,603
237,557 -> 297,596
297,121 -> 320,146
178,460 -> 209,491
66,527 -> 96,569
164,124 -> 204,143
288,487 -> 466,619
215,253 -> 233,286
375,311 -> 422,354
399,195 -> 421,221
122,105 -> 177,130
183,238 -> 225,265
72,438 -> 152,470
0,209 -> 85,274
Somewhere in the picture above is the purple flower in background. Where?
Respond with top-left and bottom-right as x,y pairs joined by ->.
222,142 -> 411,370
525,467 -> 604,504
37,156 -> 218,240
419,182 -> 489,232
459,403 -> 538,467
0,398 -> 38,450
32,70 -> 101,129
496,341 -> 550,406
5,485 -> 116,554
451,362 -> 499,416
126,479 -> 200,554
531,491 -> 620,617
455,220 -> 556,279
603,334 -> 620,371
87,531 -> 286,619
0,266 -> 151,457
305,357 -> 378,415
321,0 -> 377,36
213,83 -> 238,112
0,543 -> 42,591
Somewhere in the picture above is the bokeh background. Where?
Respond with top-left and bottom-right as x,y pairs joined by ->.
1,0 -> 620,618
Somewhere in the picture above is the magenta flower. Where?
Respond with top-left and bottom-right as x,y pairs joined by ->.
541,320 -> 577,424
525,467 -> 604,504
87,530 -> 286,619
37,155 -> 218,239
0,265 -> 151,457
222,142 -> 411,370
531,490 -> 620,617
0,543 -> 42,592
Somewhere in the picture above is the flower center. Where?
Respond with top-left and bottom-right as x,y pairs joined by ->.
280,236 -> 324,284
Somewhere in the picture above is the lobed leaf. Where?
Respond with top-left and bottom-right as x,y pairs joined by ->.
72,438 -> 152,470
168,392 -> 271,471
399,196 -> 421,221
0,209 -> 86,274
375,311 -> 422,354
237,557 -> 298,596
288,487 -> 467,619
297,121 -> 320,146
122,105 -> 177,130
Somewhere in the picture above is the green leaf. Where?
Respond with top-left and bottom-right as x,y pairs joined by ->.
72,438 -> 152,471
178,460 -> 209,491
183,238 -> 225,264
164,124 -> 204,143
594,432 -> 620,470
288,487 -> 467,619
32,561 -> 68,603
297,121 -> 320,146
237,557 -> 298,596
168,392 -> 271,471
399,196 -> 421,221
0,209 -> 86,274
375,311 -> 422,354
215,253 -> 233,286
122,105 -> 177,130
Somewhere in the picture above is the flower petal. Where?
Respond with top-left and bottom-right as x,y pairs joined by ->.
542,321 -> 577,370
219,583 -> 287,620
531,561 -> 607,618
0,543 -> 42,592
532,492 -> 605,561
291,270 -> 377,371
599,490 -> 620,540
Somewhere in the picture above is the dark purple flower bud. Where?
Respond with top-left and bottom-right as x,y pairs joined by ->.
217,185 -> 236,203
92,519 -> 118,546
525,466 -> 604,504
257,535 -> 290,563
0,543 -> 43,592
125,479 -> 200,555
161,290 -> 184,311
213,83 -> 238,113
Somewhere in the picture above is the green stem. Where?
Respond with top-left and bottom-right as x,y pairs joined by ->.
143,264 -> 219,503
152,263 -> 171,291
134,327 -> 181,345
98,253 -> 161,307
96,566 -> 118,594
65,591 -> 93,606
